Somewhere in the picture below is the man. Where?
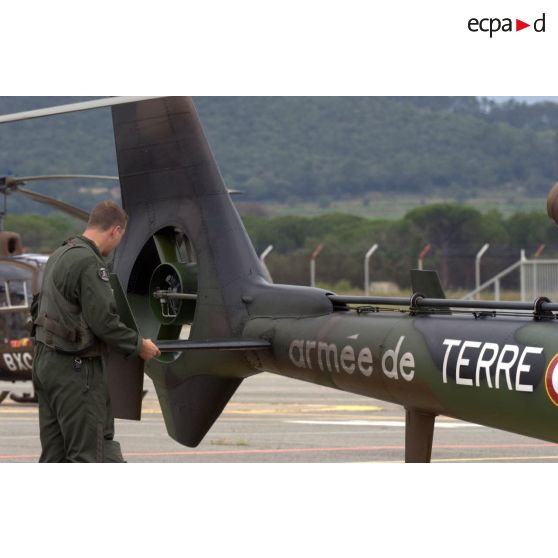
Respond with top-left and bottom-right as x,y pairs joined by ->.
32,201 -> 160,462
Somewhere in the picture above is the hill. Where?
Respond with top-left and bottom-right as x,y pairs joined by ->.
1,96 -> 557,215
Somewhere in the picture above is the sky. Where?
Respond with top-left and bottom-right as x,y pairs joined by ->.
489,96 -> 558,104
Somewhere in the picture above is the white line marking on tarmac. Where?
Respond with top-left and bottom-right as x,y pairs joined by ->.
286,420 -> 483,428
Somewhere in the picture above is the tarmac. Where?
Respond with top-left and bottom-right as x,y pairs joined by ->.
1,372 -> 558,463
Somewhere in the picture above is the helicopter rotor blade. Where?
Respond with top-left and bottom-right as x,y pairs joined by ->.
0,96 -> 164,125
7,175 -> 119,186
16,186 -> 89,222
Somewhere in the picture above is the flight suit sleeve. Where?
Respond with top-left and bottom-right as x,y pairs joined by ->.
79,258 -> 143,357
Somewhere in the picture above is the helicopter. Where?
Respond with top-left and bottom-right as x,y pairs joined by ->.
3,96 -> 558,462
0,167 -> 241,403
0,173 -> 117,402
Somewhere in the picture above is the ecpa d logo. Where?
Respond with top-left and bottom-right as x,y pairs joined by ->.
468,13 -> 546,37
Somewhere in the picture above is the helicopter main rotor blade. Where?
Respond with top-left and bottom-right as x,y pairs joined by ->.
3,175 -> 119,188
10,175 -> 119,184
0,96 -> 164,124
17,187 -> 89,221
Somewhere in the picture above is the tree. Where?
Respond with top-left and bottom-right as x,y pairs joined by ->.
404,204 -> 507,288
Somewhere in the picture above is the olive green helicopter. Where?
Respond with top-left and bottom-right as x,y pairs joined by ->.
2,96 -> 558,463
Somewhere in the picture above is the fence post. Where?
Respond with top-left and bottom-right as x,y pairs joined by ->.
532,244 -> 545,299
259,245 -> 274,283
310,244 -> 324,288
364,244 -> 379,296
475,244 -> 489,300
520,249 -> 526,302
418,244 -> 431,271
259,245 -> 274,263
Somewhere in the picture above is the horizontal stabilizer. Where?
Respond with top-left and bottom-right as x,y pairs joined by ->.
156,339 -> 271,352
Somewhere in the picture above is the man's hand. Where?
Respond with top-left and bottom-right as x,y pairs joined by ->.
139,338 -> 161,361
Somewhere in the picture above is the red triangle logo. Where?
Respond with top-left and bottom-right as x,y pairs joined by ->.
516,19 -> 530,31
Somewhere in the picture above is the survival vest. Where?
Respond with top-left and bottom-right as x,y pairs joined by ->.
34,239 -> 101,356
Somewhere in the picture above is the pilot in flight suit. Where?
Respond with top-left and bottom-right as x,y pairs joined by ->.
31,201 -> 160,462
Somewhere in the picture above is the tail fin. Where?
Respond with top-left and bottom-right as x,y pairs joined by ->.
111,97 -> 269,446
112,97 -> 268,332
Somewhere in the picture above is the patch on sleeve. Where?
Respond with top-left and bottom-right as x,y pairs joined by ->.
98,267 -> 110,282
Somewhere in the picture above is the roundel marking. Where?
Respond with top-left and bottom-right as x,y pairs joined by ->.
544,354 -> 558,407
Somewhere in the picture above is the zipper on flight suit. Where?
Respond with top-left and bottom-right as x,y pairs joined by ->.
73,357 -> 90,392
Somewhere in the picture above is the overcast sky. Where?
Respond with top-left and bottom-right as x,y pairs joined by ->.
489,96 -> 558,104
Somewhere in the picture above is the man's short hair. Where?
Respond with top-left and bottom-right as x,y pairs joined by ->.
87,201 -> 128,231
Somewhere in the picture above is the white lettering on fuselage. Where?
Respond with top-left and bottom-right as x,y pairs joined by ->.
289,335 -> 543,392
289,336 -> 415,382
2,352 -> 33,373
441,339 -> 543,392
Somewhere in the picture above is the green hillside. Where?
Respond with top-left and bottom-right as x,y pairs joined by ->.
1,96 -> 557,215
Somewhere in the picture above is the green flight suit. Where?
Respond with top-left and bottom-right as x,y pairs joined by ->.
32,235 -> 142,463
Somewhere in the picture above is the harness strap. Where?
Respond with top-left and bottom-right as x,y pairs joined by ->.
35,314 -> 78,342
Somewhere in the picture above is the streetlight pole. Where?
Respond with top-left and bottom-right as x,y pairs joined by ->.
364,244 -> 379,296
475,243 -> 489,300
310,244 -> 324,288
